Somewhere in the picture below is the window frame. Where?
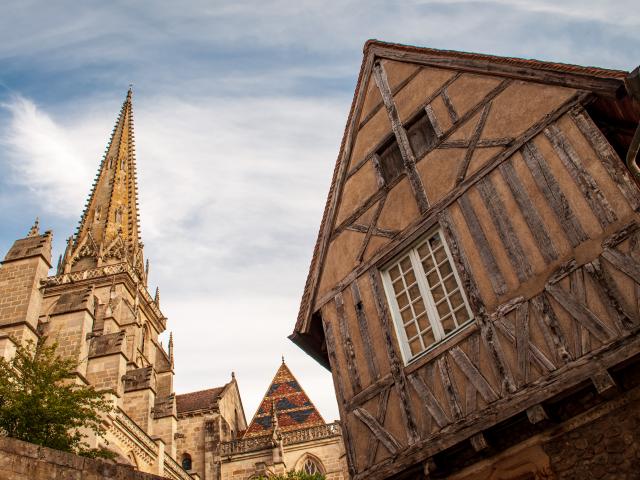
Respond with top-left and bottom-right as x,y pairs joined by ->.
381,228 -> 474,364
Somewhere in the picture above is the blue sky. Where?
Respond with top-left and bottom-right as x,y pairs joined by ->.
1,0 -> 638,422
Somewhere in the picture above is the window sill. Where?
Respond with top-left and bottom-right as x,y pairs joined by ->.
404,320 -> 478,375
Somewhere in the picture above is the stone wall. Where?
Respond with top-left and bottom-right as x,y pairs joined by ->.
544,391 -> 640,479
0,436 -> 167,480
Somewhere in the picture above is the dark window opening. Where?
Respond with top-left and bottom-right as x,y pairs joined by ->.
406,110 -> 438,160
376,140 -> 404,185
182,453 -> 192,471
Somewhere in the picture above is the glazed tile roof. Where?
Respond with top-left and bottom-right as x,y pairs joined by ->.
176,385 -> 226,414
243,361 -> 325,438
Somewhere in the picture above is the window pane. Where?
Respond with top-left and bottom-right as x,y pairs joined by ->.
397,292 -> 409,308
416,314 -> 430,332
408,284 -> 421,301
401,307 -> 413,323
434,247 -> 447,264
431,284 -> 445,303
405,322 -> 418,339
443,274 -> 457,293
436,300 -> 450,317
422,330 -> 436,347
441,315 -> 456,334
450,291 -> 464,309
400,256 -> 412,273
409,337 -> 422,355
404,269 -> 416,286
422,256 -> 435,273
392,278 -> 404,294
413,298 -> 426,315
389,265 -> 401,281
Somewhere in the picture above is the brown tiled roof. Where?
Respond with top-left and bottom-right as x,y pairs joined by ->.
176,386 -> 226,414
292,39 -> 630,342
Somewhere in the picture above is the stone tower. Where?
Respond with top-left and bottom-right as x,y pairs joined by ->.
0,91 -> 186,478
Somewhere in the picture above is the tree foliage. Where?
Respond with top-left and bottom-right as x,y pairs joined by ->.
255,472 -> 325,480
0,337 -> 114,458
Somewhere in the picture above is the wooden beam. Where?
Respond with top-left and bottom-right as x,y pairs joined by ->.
544,124 -> 617,228
601,248 -> 640,284
449,346 -> 499,403
545,283 -> 615,343
480,320 -> 517,395
470,432 -> 489,452
368,270 -> 420,445
437,356 -> 464,421
569,269 -> 590,358
351,280 -> 381,382
425,104 -> 443,139
373,61 -> 430,214
530,294 -> 572,366
346,374 -> 393,412
358,65 -> 423,131
465,334 -> 480,414
584,259 -> 636,332
570,106 -> 640,212
441,88 -> 459,124
526,404 -> 548,424
441,137 -> 513,149
322,317 -> 358,472
498,159 -> 558,264
493,318 -> 556,374
457,195 -> 507,295
591,369 -> 617,395
370,45 -> 623,96
515,301 -> 530,387
408,371 -> 451,428
357,198 -> 386,262
477,175 -> 533,282
521,141 -> 588,247
335,292 -> 362,394
354,406 -> 403,456
366,386 -> 392,467
602,221 -> 640,249
456,103 -> 492,185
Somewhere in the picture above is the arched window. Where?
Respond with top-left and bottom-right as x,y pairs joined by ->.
301,456 -> 323,475
181,453 -> 192,471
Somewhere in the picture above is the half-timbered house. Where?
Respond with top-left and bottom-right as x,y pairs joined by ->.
290,40 -> 640,479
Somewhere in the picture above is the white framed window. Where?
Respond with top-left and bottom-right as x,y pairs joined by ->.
382,229 -> 474,363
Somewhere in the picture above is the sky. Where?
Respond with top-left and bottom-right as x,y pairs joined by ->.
0,0 -> 638,423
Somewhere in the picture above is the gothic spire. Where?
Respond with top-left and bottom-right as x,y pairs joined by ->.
64,89 -> 143,274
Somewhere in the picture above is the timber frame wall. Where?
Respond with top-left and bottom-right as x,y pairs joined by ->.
291,41 -> 640,479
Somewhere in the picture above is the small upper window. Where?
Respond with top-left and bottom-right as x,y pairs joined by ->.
406,110 -> 438,160
382,229 -> 473,362
375,140 -> 404,186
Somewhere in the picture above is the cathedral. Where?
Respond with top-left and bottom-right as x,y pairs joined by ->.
0,91 -> 349,479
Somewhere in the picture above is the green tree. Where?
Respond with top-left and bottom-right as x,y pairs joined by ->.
0,337 -> 114,458
255,472 -> 325,480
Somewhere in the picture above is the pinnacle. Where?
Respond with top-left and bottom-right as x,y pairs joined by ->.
27,217 -> 40,237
